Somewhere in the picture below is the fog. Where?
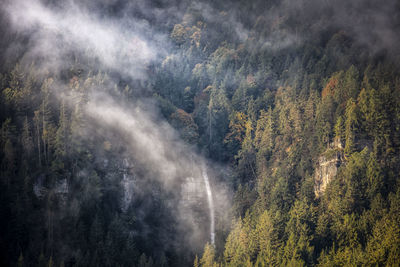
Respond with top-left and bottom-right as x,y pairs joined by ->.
2,0 -> 232,258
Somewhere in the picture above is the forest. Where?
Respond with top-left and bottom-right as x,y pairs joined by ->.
1,0 -> 400,266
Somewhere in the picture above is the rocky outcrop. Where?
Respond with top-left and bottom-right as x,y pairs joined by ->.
121,158 -> 136,212
314,139 -> 344,197
33,174 -> 46,198
33,175 -> 69,205
181,176 -> 206,206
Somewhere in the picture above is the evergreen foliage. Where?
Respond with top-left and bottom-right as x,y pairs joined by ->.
1,0 -> 400,266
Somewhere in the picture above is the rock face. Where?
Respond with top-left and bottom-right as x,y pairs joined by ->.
179,175 -> 210,248
33,174 -> 46,198
121,158 -> 136,212
314,139 -> 344,197
181,176 -> 206,206
33,175 -> 69,206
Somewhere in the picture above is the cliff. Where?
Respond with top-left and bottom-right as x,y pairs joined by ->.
314,139 -> 344,197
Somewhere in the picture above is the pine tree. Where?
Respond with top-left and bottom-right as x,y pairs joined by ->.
33,110 -> 42,166
21,116 -> 33,158
344,99 -> 359,156
38,253 -> 46,267
224,112 -> 247,157
194,255 -> 199,267
207,85 -> 230,160
47,256 -> 53,267
40,78 -> 55,165
53,100 -> 70,171
200,243 -> 215,267
17,253 -> 23,267
334,116 -> 345,145
3,138 -> 15,174
255,211 -> 278,266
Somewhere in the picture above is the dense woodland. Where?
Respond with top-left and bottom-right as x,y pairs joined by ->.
1,0 -> 400,266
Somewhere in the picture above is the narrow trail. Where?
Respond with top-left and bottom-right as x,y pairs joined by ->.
201,162 -> 215,245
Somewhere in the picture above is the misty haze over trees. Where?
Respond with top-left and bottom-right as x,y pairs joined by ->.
1,0 -> 400,266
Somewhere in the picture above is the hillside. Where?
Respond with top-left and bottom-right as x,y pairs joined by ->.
0,0 -> 400,266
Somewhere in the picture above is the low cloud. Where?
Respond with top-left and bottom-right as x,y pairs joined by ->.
2,0 -> 232,253
3,0 -> 166,79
